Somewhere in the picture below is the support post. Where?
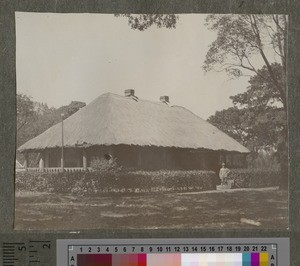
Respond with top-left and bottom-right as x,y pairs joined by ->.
83,149 -> 87,171
24,152 -> 28,171
61,113 -> 65,172
39,152 -> 45,172
163,148 -> 167,169
108,146 -> 114,157
243,154 -> 248,168
45,150 -> 49,168
60,157 -> 64,172
138,148 -> 142,168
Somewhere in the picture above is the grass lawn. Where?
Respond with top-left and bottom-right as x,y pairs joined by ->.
14,187 -> 288,230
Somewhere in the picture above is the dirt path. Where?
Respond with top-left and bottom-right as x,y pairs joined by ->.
15,188 -> 288,230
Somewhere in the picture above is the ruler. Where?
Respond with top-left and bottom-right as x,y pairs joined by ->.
1,240 -> 53,266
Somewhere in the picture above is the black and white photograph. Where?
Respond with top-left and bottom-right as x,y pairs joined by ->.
15,13 -> 288,230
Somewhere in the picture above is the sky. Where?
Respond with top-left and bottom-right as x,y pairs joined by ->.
16,12 -> 252,119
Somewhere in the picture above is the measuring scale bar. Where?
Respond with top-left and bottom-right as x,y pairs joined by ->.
76,253 -> 269,266
57,238 -> 289,266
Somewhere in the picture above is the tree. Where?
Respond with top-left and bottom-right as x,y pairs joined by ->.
209,63 -> 286,152
203,15 -> 288,187
118,14 -> 287,108
17,93 -> 36,132
208,105 -> 285,152
17,95 -> 51,148
119,14 -> 288,185
230,62 -> 287,149
17,93 -> 86,148
57,101 -> 86,119
115,14 -> 178,31
203,14 -> 287,112
208,62 -> 287,186
208,107 -> 246,145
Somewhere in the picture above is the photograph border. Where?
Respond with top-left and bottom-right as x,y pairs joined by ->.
0,0 -> 299,264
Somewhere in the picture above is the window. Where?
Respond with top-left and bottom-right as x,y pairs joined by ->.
103,154 -> 112,161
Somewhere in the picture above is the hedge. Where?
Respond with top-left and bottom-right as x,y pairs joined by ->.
228,168 -> 281,188
15,168 -> 281,195
15,170 -> 217,195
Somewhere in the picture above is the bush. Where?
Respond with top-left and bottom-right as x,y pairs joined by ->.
15,171 -> 85,194
228,168 -> 281,188
247,151 -> 281,170
129,170 -> 217,191
90,158 -> 122,175
15,169 -> 217,195
15,168 -> 280,195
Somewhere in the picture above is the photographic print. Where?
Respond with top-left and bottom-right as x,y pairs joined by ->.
15,13 -> 288,230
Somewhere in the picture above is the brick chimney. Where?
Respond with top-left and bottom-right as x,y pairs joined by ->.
125,89 -> 135,97
160,96 -> 169,103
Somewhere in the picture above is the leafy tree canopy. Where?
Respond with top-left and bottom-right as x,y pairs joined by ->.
115,14 -> 178,31
208,63 -> 286,153
208,106 -> 285,152
17,95 -> 86,148
231,63 -> 284,108
118,14 -> 287,110
17,93 -> 36,132
204,14 -> 287,111
118,14 -> 288,184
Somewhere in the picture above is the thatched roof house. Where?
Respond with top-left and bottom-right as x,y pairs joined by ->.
19,90 -> 249,172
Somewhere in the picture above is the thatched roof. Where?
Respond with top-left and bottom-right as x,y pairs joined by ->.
18,93 -> 249,153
